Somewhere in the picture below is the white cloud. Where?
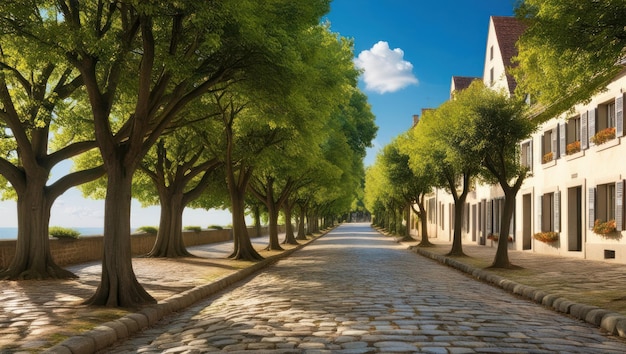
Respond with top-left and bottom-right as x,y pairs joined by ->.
354,41 -> 418,94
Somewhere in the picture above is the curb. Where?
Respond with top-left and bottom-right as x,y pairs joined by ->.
44,229 -> 332,354
411,247 -> 626,339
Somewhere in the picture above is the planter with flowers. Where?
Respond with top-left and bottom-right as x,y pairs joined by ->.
566,141 -> 581,155
533,231 -> 559,243
593,219 -> 617,236
591,127 -> 616,145
487,234 -> 513,242
542,151 -> 554,164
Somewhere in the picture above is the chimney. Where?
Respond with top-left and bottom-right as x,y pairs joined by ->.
412,114 -> 420,127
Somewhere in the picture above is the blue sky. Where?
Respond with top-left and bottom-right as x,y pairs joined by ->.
325,0 -> 516,165
0,1 -> 516,230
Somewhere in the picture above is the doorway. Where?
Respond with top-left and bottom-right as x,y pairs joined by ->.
568,186 -> 582,251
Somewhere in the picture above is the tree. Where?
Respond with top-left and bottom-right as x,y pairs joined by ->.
0,0 -> 333,307
0,32 -> 104,280
137,121 -> 222,258
513,0 -> 626,121
464,82 -> 536,268
390,133 -> 435,245
406,100 -> 482,256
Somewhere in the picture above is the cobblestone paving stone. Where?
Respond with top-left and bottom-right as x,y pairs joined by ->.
102,224 -> 626,353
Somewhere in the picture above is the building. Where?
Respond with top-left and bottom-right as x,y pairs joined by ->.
415,16 -> 626,263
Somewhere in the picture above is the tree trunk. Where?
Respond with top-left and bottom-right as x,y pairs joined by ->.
416,196 -> 433,247
282,203 -> 298,245
296,204 -> 307,240
397,204 -> 415,241
228,188 -> 263,260
253,205 -> 262,238
147,190 -> 192,257
0,180 -> 76,280
84,165 -> 155,307
490,189 -> 517,268
447,192 -> 468,257
265,201 -> 283,251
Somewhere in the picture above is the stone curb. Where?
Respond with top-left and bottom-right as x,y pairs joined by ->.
44,229 -> 333,354
412,247 -> 626,338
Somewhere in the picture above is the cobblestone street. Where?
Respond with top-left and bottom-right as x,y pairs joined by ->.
103,223 -> 626,353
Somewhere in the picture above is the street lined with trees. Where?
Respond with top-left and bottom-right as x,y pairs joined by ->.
0,0 -> 376,308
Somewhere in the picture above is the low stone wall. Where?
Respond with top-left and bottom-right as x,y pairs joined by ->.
0,225 -> 286,268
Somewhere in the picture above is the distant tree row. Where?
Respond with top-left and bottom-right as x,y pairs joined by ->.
0,0 -> 376,308
365,81 -> 535,268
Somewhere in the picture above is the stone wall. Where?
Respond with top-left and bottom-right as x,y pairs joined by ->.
0,225 -> 285,268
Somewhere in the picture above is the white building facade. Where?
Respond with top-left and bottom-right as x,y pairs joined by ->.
415,16 -> 626,263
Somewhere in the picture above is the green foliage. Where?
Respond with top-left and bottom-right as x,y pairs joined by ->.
513,0 -> 626,121
136,226 -> 158,235
207,225 -> 223,230
49,227 -> 80,239
183,226 -> 202,232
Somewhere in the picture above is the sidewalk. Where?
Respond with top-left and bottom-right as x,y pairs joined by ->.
0,232 -> 324,353
395,233 -> 626,339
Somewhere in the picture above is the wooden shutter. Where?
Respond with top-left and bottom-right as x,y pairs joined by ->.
486,200 -> 493,235
536,196 -> 542,233
551,127 -> 558,157
588,108 -> 596,145
554,191 -> 560,232
559,123 -> 566,158
616,94 -> 624,137
529,139 -> 533,172
588,188 -> 596,229
617,181 -> 624,232
581,112 -> 588,149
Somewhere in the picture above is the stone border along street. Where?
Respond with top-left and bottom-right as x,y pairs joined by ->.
98,223 -> 626,353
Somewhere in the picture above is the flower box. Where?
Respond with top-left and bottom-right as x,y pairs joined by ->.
591,127 -> 616,145
566,141 -> 581,155
533,231 -> 559,243
593,219 -> 617,235
487,234 -> 513,242
542,151 -> 554,164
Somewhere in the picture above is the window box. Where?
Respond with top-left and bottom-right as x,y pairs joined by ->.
533,231 -> 559,243
593,219 -> 617,235
542,152 -> 553,164
487,234 -> 513,242
566,141 -> 581,155
591,127 -> 616,145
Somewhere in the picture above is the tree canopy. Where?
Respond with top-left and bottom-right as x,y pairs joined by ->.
513,0 -> 626,121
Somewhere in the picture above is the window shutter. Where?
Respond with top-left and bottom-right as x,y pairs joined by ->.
588,108 -> 596,145
559,123 -> 566,158
551,126 -> 558,157
554,191 -> 560,232
588,188 -> 596,229
486,200 -> 493,235
536,196 -> 542,233
581,112 -> 588,149
616,94 -> 624,137
529,139 -> 533,172
616,181 -> 624,232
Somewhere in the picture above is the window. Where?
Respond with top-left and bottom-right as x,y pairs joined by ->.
490,45 -> 494,60
596,183 -> 616,222
541,127 -> 557,163
520,140 -> 532,169
565,116 -> 581,155
489,68 -> 494,86
539,192 -> 560,232
589,181 -> 625,232
591,100 -> 617,145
